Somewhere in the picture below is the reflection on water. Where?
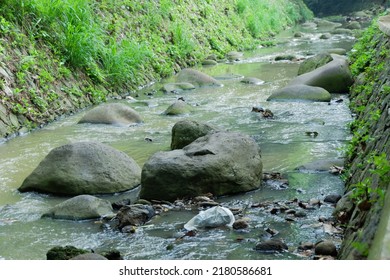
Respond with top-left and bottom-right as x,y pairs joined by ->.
0,24 -> 355,260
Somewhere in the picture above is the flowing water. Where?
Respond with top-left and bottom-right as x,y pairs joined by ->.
0,23 -> 356,260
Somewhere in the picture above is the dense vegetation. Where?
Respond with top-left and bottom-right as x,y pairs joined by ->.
338,18 -> 390,259
0,0 -> 312,138
303,0 -> 385,16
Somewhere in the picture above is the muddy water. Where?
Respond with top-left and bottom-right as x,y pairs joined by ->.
0,24 -> 355,260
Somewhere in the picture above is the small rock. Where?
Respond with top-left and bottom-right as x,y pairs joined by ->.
324,194 -> 342,204
298,201 -> 308,209
294,32 -> 304,38
294,211 -> 307,218
298,242 -> 314,250
101,250 -> 122,260
233,219 -> 249,230
320,33 -> 332,39
309,198 -> 321,205
198,201 -> 220,208
275,55 -> 296,61
46,246 -> 90,260
122,225 -> 137,233
115,204 -> 155,230
112,199 -> 131,210
255,239 -> 288,252
202,59 -> 218,66
285,217 -> 296,222
314,240 -> 338,257
265,228 -> 279,236
305,131 -> 319,137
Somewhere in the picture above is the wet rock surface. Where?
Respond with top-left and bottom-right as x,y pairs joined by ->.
140,131 -> 263,201
18,141 -> 142,195
42,195 -> 114,220
78,103 -> 142,126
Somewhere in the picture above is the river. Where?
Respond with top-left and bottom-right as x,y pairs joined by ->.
0,21 -> 356,260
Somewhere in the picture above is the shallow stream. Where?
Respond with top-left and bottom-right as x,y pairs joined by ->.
0,23 -> 356,260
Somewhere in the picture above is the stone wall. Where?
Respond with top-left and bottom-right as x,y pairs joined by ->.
336,20 -> 390,259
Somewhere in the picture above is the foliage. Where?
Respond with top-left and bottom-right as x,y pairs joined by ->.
235,0 -> 313,38
0,0 -> 313,136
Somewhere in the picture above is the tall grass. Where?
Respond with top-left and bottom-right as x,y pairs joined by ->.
0,0 -> 313,90
236,0 -> 313,38
0,0 -> 153,88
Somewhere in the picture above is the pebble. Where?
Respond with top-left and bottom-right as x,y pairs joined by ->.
233,219 -> 249,230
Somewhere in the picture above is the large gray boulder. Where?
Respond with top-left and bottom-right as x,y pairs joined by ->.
298,53 -> 333,76
78,103 -> 142,126
140,131 -> 263,201
288,54 -> 353,93
171,119 -> 216,150
42,195 -> 114,220
18,141 -> 142,195
267,84 -> 331,102
176,68 -> 222,88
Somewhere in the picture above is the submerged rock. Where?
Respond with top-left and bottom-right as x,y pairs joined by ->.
255,239 -> 288,252
162,82 -> 196,93
18,141 -> 142,195
78,103 -> 142,126
42,195 -> 114,220
267,84 -> 331,102
176,68 -> 222,88
141,131 -> 263,201
240,77 -> 265,85
314,240 -> 338,257
163,100 -> 194,116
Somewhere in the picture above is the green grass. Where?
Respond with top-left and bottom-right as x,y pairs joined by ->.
0,0 -> 313,137
1,0 -> 312,90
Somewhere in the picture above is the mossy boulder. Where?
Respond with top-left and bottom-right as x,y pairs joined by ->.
298,53 -> 333,75
46,246 -> 90,260
267,84 -> 331,102
288,54 -> 353,93
18,141 -> 142,195
171,119 -> 216,150
78,103 -> 142,126
42,195 -> 114,220
141,131 -> 263,201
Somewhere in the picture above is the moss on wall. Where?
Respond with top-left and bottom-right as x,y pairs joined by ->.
337,20 -> 390,259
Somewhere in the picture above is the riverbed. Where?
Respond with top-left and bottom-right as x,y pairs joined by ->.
0,22 -> 356,260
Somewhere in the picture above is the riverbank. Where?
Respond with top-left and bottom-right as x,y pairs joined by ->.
0,0 -> 312,141
336,16 -> 390,259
